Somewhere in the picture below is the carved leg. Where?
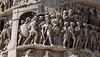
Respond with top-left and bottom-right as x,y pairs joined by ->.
43,40 -> 46,46
72,36 -> 76,48
76,39 -> 79,48
93,41 -> 96,51
49,36 -> 53,46
39,36 -> 43,44
67,39 -> 70,48
23,34 -> 32,45
63,38 -> 67,47
34,35 -> 38,44
30,39 -> 34,44
73,40 -> 76,48
43,36 -> 48,46
85,38 -> 88,49
79,39 -> 82,49
18,34 -> 22,45
91,41 -> 93,50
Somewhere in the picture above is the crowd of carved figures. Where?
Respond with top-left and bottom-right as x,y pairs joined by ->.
0,0 -> 33,11
0,0 -> 13,11
18,7 -> 100,52
0,2 -> 100,53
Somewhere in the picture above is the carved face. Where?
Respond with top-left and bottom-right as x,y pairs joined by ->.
77,22 -> 80,26
21,20 -> 24,24
51,15 -> 56,19
56,13 -> 61,18
34,16 -> 38,21
69,9 -> 73,14
77,10 -> 80,14
26,17 -> 30,22
70,22 -> 74,26
32,21 -> 37,26
39,16 -> 44,21
83,23 -> 87,28
64,22 -> 69,27
45,15 -> 50,23
54,19 -> 59,25
63,10 -> 67,14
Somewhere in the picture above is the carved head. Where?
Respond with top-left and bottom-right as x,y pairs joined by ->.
32,21 -> 37,26
45,15 -> 50,19
26,17 -> 30,22
45,15 -> 50,23
83,23 -> 88,28
56,13 -> 62,18
39,16 -> 44,21
91,26 -> 95,30
76,22 -> 80,26
68,9 -> 73,15
21,20 -> 24,24
77,10 -> 80,14
33,15 -> 38,21
64,22 -> 69,27
31,19 -> 34,22
89,9 -> 95,15
9,20 -> 12,26
51,14 -> 56,19
63,10 -> 67,15
5,22 -> 10,28
70,22 -> 74,26
54,19 -> 59,25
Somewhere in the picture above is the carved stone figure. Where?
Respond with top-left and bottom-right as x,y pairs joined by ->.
68,22 -> 76,48
65,9 -> 75,22
18,20 -> 25,45
3,0 -> 9,10
83,6 -> 89,23
0,2 -> 4,12
24,49 -> 34,57
97,32 -> 100,51
42,15 -> 54,46
89,26 -> 97,51
89,8 -> 95,25
62,22 -> 70,47
63,10 -> 68,22
75,22 -> 82,49
23,20 -> 38,45
52,19 -> 60,46
39,16 -> 45,44
74,10 -> 83,23
56,13 -> 63,28
38,16 -> 45,27
0,22 -> 11,50
83,23 -> 89,49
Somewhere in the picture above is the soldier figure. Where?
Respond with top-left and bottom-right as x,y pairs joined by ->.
75,22 -> 82,49
52,19 -> 60,46
42,15 -> 54,46
56,13 -> 63,28
83,23 -> 89,49
65,9 -> 75,23
23,19 -> 38,45
18,20 -> 25,45
62,22 -> 70,48
0,22 -> 11,50
68,22 -> 76,48
89,26 -> 97,51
